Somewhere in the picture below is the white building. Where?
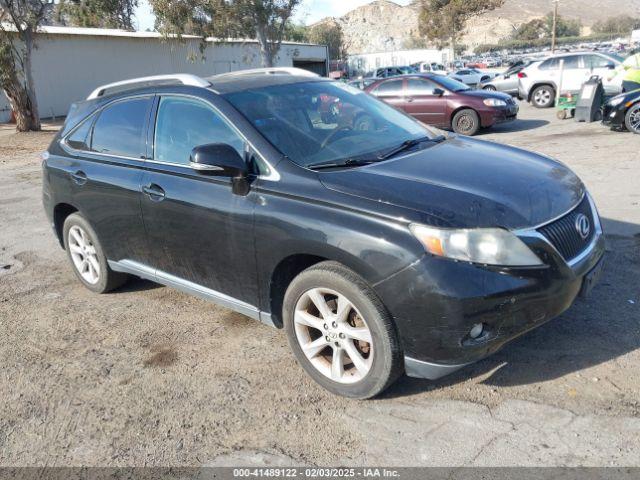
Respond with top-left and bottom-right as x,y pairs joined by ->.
0,26 -> 329,123
346,48 -> 450,77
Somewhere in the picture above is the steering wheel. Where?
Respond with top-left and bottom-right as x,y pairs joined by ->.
321,125 -> 353,149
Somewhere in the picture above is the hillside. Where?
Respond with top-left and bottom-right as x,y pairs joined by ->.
314,0 -> 640,54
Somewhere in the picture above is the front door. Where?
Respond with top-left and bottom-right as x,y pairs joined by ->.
140,94 -> 258,304
403,77 -> 447,126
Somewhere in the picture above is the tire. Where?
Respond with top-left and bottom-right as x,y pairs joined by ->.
556,109 -> 568,120
624,103 -> 640,134
63,213 -> 128,293
452,108 -> 480,136
283,261 -> 403,399
483,85 -> 497,91
531,85 -> 555,108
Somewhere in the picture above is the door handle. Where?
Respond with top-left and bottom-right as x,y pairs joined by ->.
71,170 -> 87,185
404,96 -> 415,103
142,184 -> 165,201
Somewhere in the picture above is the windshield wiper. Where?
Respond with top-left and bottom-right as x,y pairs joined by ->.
377,135 -> 447,160
307,158 -> 378,170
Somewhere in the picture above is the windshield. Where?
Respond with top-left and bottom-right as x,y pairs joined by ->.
435,76 -> 471,92
224,81 -> 433,168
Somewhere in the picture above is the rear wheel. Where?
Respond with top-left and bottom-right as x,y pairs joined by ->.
63,213 -> 128,293
452,109 -> 480,136
283,261 -> 403,399
531,85 -> 555,108
625,103 -> 640,134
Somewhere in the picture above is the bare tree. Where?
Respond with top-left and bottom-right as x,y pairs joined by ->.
0,0 -> 52,131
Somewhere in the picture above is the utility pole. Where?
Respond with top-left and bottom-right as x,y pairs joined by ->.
551,0 -> 559,53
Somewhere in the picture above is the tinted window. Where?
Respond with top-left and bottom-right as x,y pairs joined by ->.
91,97 -> 151,157
561,55 -> 581,69
585,54 -> 614,68
66,117 -> 93,150
154,96 -> 244,166
374,79 -> 403,96
539,58 -> 559,70
406,78 -> 439,95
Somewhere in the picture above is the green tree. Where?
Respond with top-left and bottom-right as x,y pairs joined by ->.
56,0 -> 138,30
0,0 -> 52,131
418,0 -> 504,57
512,13 -> 581,41
284,21 -> 308,42
150,0 -> 302,67
307,21 -> 343,60
592,15 -> 640,36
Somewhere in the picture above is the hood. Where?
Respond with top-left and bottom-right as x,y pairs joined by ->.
459,89 -> 512,101
319,136 -> 584,229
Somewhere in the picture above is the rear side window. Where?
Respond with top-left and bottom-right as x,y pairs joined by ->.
561,55 -> 581,69
66,117 -> 93,150
91,97 -> 152,158
374,79 -> 403,97
539,58 -> 559,70
153,96 -> 245,166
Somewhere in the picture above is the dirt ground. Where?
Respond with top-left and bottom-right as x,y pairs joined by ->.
1,103 -> 639,467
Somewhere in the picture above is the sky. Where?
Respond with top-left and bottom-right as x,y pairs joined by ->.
134,0 -> 413,32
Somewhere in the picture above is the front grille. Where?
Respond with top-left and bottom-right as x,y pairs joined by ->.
537,196 -> 595,261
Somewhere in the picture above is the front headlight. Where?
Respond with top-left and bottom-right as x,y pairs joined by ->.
409,224 -> 543,266
483,98 -> 507,107
607,96 -> 625,107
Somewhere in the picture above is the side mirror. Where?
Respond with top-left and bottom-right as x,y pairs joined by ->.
606,62 -> 616,70
433,88 -> 445,96
189,143 -> 247,177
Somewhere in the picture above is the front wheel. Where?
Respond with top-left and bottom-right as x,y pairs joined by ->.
625,103 -> 640,134
483,85 -> 497,91
283,261 -> 403,399
452,109 -> 480,136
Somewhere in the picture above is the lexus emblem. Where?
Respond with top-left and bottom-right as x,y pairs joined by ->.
575,214 -> 591,240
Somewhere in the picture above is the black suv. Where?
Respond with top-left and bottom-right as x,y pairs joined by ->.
43,68 -> 605,398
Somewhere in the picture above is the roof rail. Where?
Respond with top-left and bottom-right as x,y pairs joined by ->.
87,74 -> 211,100
212,67 -> 320,79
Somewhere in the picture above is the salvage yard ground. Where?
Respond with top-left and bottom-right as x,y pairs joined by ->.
1,103 -> 639,466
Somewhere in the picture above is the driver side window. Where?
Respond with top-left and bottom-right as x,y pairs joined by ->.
154,96 -> 245,166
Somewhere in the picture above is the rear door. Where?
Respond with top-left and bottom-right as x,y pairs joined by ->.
370,78 -> 406,111
556,55 -> 584,91
57,95 -> 153,264
140,94 -> 259,304
403,77 -> 447,126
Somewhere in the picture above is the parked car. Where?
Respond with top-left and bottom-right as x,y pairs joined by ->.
480,60 -> 539,96
363,66 -> 413,79
412,62 -> 448,75
43,69 -> 604,399
348,78 -> 377,90
365,74 -> 519,136
449,68 -> 498,87
602,88 -> 640,133
518,52 -> 624,108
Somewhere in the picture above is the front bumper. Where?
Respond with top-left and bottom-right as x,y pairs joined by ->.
373,209 -> 605,380
480,104 -> 519,127
602,102 -> 626,127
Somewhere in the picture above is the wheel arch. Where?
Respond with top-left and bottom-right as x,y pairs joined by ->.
527,82 -> 557,102
53,203 -> 79,248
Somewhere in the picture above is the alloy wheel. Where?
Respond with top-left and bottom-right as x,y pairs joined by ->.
534,88 -> 552,106
294,288 -> 373,384
628,106 -> 640,133
457,114 -> 474,134
68,225 -> 100,284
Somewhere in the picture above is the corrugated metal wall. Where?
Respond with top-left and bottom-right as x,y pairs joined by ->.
0,34 -> 327,122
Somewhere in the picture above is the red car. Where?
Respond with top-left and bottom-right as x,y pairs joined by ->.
365,74 -> 519,136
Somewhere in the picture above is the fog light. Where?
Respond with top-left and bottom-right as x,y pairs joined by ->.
469,323 -> 484,339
